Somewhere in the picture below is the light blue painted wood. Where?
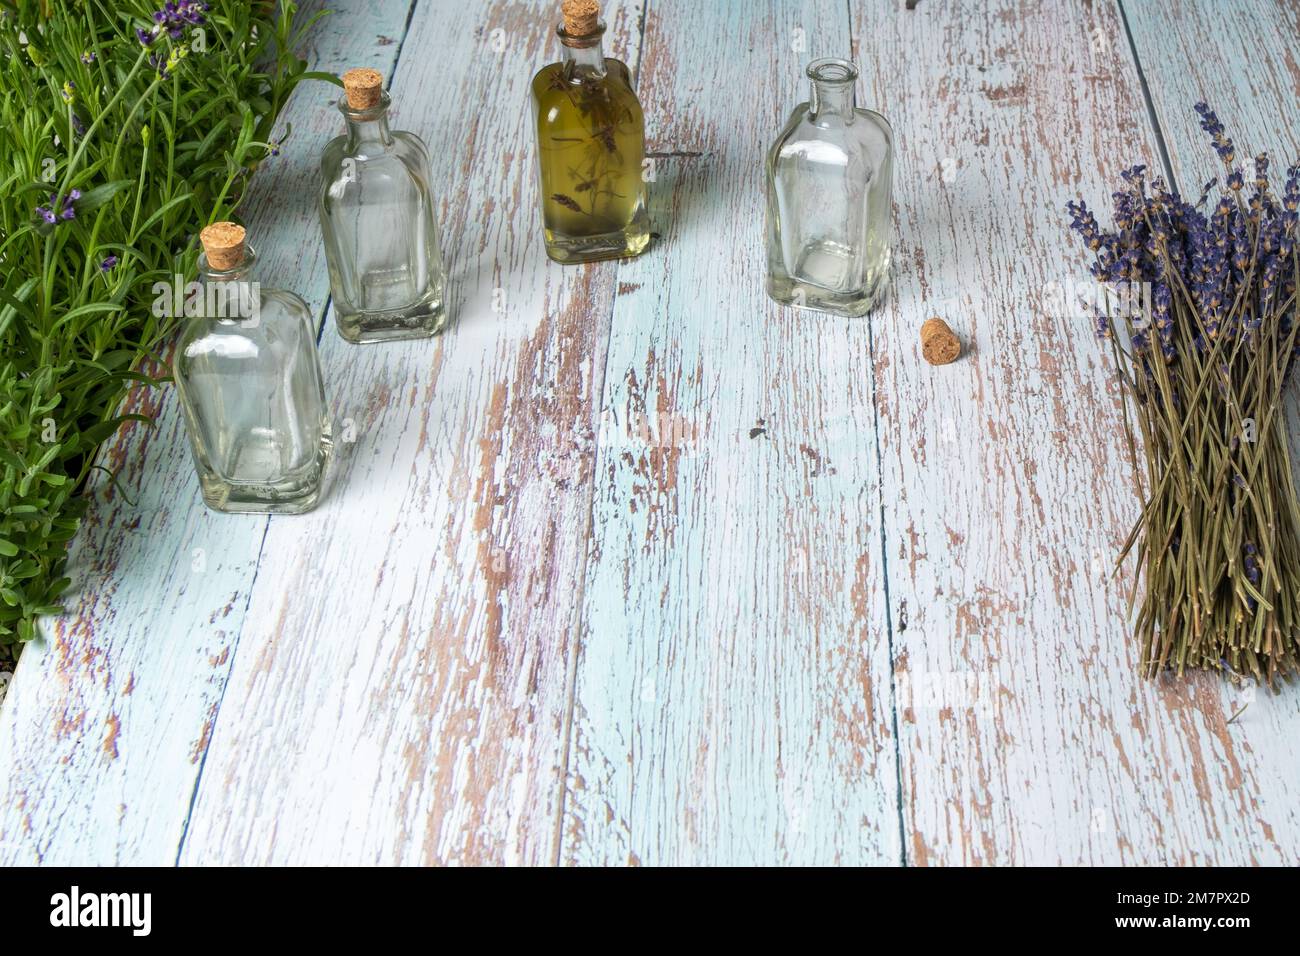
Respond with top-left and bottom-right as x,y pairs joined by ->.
4,0 -> 1299,868
0,0 -> 415,866
176,0 -> 651,865
866,0 -> 1300,864
562,0 -> 904,866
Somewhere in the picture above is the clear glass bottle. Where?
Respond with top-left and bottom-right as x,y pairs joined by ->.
766,58 -> 894,316
319,68 -> 447,342
175,222 -> 333,514
530,0 -> 651,263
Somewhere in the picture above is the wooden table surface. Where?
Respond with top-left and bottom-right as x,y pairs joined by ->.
2,0 -> 1299,866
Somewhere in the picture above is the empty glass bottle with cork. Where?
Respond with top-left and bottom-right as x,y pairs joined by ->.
319,68 -> 448,342
766,58 -> 894,316
530,0 -> 651,263
174,222 -> 333,514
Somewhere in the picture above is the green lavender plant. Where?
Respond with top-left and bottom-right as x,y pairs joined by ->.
0,0 -> 332,664
1068,106 -> 1300,687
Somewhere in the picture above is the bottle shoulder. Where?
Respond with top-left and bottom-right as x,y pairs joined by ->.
531,59 -> 639,104
319,139 -> 433,210
321,130 -> 431,174
392,129 -> 433,163
770,104 -> 810,152
855,108 -> 894,150
322,132 -> 347,160
260,287 -> 314,319
769,104 -> 893,168
604,58 -> 634,87
178,287 -> 313,354
530,61 -> 557,97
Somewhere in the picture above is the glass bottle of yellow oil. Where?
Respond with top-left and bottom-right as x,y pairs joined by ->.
530,0 -> 651,263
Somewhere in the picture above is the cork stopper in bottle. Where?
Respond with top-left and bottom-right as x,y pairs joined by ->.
920,317 -> 962,365
200,221 -> 247,271
342,68 -> 384,110
561,0 -> 600,38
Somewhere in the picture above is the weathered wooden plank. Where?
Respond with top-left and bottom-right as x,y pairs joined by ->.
1124,0 -> 1300,177
177,0 -> 647,865
0,0 -> 414,866
562,0 -> 903,866
8,0 -> 1297,870
862,0 -> 1300,864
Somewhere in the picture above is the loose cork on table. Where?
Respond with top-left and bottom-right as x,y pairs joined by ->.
920,317 -> 962,365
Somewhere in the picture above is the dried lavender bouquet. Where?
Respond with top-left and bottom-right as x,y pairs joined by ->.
1067,105 -> 1300,686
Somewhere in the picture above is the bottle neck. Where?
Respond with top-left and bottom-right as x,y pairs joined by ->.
343,100 -> 394,150
560,28 -> 606,78
203,263 -> 254,283
809,79 -> 856,124
199,246 -> 256,282
196,256 -> 261,326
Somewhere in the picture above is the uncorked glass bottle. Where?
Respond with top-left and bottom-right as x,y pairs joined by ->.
175,222 -> 333,514
319,68 -> 447,342
766,58 -> 894,316
530,0 -> 651,263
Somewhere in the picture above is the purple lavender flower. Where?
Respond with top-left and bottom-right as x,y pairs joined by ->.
1120,164 -> 1147,187
36,190 -> 80,226
100,255 -> 119,273
1194,178 -> 1217,208
146,1 -> 209,46
1284,165 -> 1299,213
182,1 -> 211,25
137,27 -> 156,46
1092,307 -> 1112,341
81,50 -> 96,64
1244,542 -> 1261,586
1069,105 -> 1299,375
1254,154 -> 1270,188
1194,102 -> 1235,164
1066,200 -> 1106,251
1231,211 -> 1250,275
